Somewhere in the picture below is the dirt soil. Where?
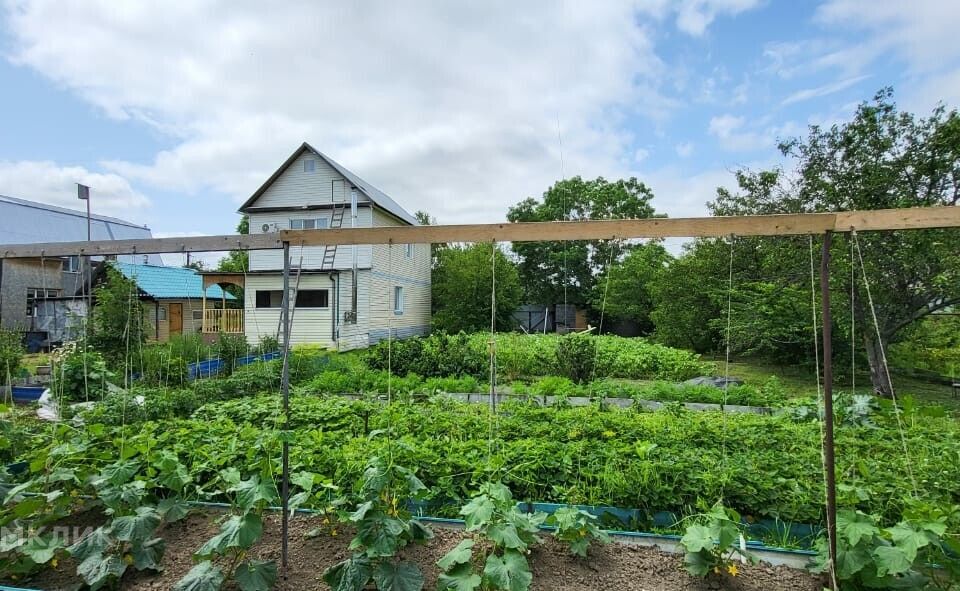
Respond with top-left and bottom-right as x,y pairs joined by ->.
16,510 -> 823,590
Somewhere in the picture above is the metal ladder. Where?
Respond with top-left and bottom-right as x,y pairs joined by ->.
321,204 -> 345,270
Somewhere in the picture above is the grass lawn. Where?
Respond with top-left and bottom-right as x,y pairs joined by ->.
703,355 -> 959,411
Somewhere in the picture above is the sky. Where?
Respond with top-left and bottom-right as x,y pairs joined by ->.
1,0 -> 960,265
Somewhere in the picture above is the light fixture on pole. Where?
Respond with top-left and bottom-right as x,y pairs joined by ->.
77,183 -> 91,242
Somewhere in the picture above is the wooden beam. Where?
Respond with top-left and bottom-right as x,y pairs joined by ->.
0,206 -> 957,259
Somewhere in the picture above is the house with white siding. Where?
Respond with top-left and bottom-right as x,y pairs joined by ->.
202,143 -> 430,350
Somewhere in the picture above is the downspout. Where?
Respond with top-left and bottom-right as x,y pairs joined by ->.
329,272 -> 339,343
350,188 -> 358,319
155,301 -> 160,341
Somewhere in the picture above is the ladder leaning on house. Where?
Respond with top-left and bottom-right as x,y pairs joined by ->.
321,204 -> 346,270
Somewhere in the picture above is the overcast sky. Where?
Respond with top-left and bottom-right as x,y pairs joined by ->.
2,0 -> 959,259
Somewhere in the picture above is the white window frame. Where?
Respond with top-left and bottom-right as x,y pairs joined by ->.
158,306 -> 167,321
405,243 -> 413,258
304,159 -> 316,173
394,286 -> 404,315
289,217 -> 329,230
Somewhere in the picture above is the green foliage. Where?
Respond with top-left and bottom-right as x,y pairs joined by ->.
438,482 -> 544,591
811,505 -> 960,589
89,265 -> 148,365
679,501 -> 755,577
890,314 -> 960,378
176,465 -> 286,591
216,215 -> 250,277
80,360 -> 279,425
594,243 -> 671,334
365,332 -> 707,382
507,176 -> 659,307
52,342 -> 113,403
215,332 -> 249,376
547,506 -> 610,558
555,333 -> 597,384
0,328 -> 24,384
432,244 -> 522,333
649,244 -> 724,352
708,89 -> 960,394
323,457 -> 432,591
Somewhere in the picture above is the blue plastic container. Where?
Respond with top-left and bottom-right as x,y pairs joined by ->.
11,386 -> 44,402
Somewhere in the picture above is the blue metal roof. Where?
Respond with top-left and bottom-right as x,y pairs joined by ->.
112,262 -> 235,300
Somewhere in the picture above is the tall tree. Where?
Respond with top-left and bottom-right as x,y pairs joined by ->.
507,176 -> 658,307
592,242 -> 671,334
711,89 -> 960,395
90,265 -> 147,366
431,243 -> 522,333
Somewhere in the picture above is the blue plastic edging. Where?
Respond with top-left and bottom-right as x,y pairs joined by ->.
0,585 -> 44,591
184,500 -> 817,557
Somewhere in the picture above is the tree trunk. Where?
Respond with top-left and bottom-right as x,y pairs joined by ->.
862,332 -> 893,397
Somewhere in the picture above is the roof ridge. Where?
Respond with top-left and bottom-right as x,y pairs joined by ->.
0,194 -> 150,229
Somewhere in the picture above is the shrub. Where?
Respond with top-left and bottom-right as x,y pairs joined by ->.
139,345 -> 189,387
364,332 -> 486,378
0,328 -> 24,384
51,343 -> 113,403
555,333 -> 597,384
214,332 -> 248,376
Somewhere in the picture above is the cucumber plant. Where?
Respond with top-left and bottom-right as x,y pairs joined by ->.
547,506 -> 610,558
174,468 -> 279,591
811,505 -> 960,589
322,456 -> 433,591
67,457 -> 192,590
679,501 -> 755,577
437,482 -> 546,591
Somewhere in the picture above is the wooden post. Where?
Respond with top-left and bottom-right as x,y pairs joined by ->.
820,231 -> 839,590
280,241 -> 291,576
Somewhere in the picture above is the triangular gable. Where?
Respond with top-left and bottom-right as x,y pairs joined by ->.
238,142 -> 418,225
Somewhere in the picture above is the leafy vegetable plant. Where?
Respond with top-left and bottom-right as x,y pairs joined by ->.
679,501 -> 754,577
547,506 -> 610,558
811,506 -> 959,589
68,457 -> 191,590
437,482 -> 546,591
175,468 -> 278,591
322,456 -> 433,591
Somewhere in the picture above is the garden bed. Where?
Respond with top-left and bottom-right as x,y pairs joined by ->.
17,510 -> 822,591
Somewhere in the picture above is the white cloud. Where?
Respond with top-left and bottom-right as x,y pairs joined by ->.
815,1 -> 960,73
3,1 -> 686,225
708,115 -> 802,152
0,160 -> 150,218
813,1 -> 960,112
781,74 -> 871,106
633,148 -> 650,163
673,0 -> 762,37
675,142 -> 694,157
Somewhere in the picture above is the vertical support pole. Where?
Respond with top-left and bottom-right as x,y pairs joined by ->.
820,231 -> 838,590
280,241 -> 291,577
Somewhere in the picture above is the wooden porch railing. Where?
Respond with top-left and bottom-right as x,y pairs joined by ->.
202,308 -> 244,334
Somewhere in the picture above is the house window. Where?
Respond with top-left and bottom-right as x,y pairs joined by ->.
295,290 -> 329,308
157,306 -> 167,321
394,286 -> 404,314
405,243 -> 413,258
192,309 -> 203,321
63,256 -> 81,273
255,290 -> 283,308
255,289 -> 328,308
289,218 -> 329,230
26,288 -> 59,317
304,159 -> 316,173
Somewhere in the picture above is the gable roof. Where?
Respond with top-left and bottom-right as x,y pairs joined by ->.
111,262 -> 234,300
238,142 -> 418,225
